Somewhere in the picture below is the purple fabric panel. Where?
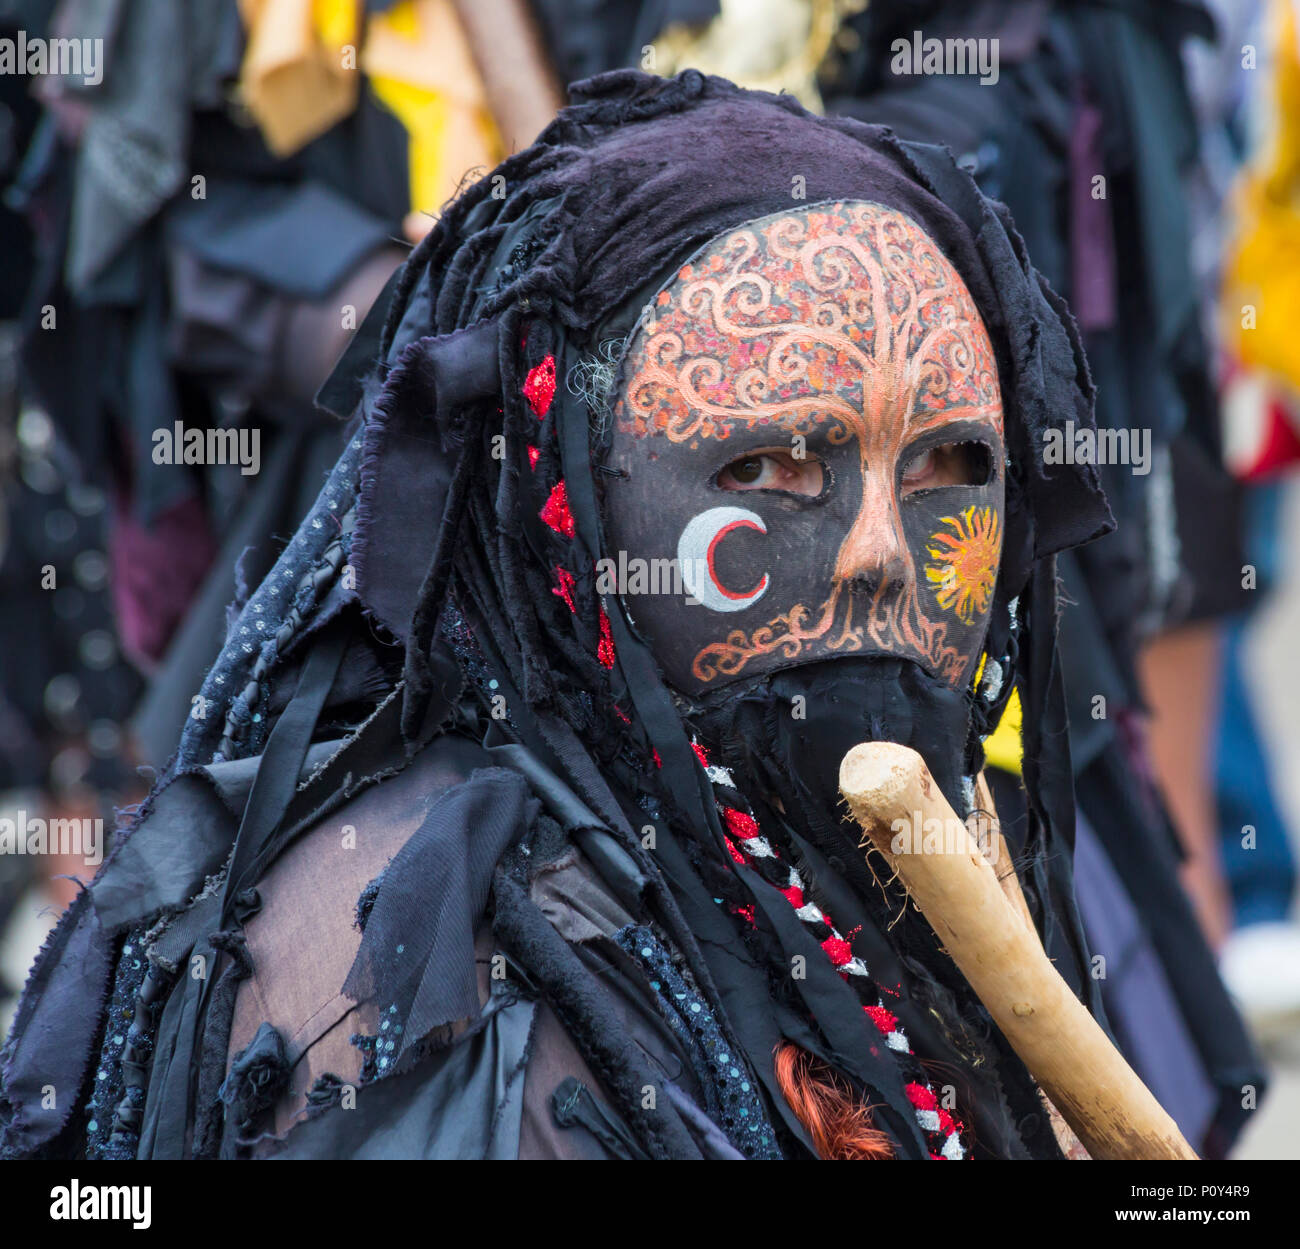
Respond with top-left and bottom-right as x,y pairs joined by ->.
1073,811 -> 1216,1150
1068,96 -> 1118,332
110,492 -> 217,668
0,893 -> 113,1153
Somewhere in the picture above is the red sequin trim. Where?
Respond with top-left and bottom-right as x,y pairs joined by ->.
822,935 -> 853,966
540,480 -> 575,538
523,355 -> 556,417
723,836 -> 747,866
722,807 -> 758,840
864,1004 -> 898,1035
597,606 -> 615,668
552,566 -> 577,613
906,1083 -> 938,1111
527,446 -> 540,470
691,741 -> 711,768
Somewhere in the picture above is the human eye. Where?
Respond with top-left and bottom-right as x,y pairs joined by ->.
900,440 -> 991,495
718,449 -> 823,495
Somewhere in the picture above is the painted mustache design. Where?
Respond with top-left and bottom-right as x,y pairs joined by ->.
687,504 -> 999,685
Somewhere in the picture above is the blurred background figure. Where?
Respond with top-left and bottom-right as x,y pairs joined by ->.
1,0 -> 1297,1160
0,0 -> 558,1023
1207,0 -> 1300,1038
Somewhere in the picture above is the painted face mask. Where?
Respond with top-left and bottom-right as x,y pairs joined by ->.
603,201 -> 1006,702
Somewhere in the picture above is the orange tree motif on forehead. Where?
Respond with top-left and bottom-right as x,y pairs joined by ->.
619,201 -> 1002,446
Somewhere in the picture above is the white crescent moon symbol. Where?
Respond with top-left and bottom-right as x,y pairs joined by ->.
678,506 -> 769,612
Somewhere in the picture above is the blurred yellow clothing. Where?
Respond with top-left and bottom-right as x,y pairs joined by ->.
237,0 -> 502,220
1221,0 -> 1300,395
238,0 -> 361,157
365,0 -> 502,222
983,685 -> 1024,777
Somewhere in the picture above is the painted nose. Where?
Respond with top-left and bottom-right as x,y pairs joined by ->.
833,470 -> 908,593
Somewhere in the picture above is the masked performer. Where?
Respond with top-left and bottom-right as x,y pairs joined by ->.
2,70 -> 1117,1161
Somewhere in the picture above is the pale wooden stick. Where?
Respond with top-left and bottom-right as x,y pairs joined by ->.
839,741 -> 1197,1161
971,772 -> 1090,1159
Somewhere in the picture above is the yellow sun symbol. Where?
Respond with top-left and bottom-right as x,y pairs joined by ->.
924,506 -> 1000,624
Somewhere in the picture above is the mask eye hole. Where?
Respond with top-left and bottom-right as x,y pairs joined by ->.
718,449 -> 824,496
901,440 -> 992,496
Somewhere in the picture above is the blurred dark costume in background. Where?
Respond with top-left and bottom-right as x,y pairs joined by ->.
0,0 -> 462,1007
0,0 -> 501,795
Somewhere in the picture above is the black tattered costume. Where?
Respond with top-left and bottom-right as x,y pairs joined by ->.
3,71 -> 1120,1160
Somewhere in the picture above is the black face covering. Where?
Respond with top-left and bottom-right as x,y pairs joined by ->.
687,655 -> 975,833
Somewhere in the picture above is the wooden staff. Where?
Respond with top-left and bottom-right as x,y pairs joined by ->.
839,740 -> 1197,1161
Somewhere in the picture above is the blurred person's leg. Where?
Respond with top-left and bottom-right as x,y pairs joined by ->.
1140,622 -> 1234,951
1214,480 -> 1300,1031
1141,436 -> 1259,954
1215,616 -> 1300,1031
39,788 -> 102,914
1217,619 -> 1297,927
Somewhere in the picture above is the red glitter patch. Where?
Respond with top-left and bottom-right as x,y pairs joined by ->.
781,884 -> 804,908
540,480 -> 575,537
734,905 -> 756,926
864,1004 -> 898,1035
906,1083 -> 938,1111
523,355 -> 556,417
822,936 -> 853,966
552,566 -> 577,613
722,808 -> 758,840
597,606 -> 615,668
723,836 -> 747,866
527,446 -> 540,470
691,741 -> 710,768
652,749 -> 662,769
